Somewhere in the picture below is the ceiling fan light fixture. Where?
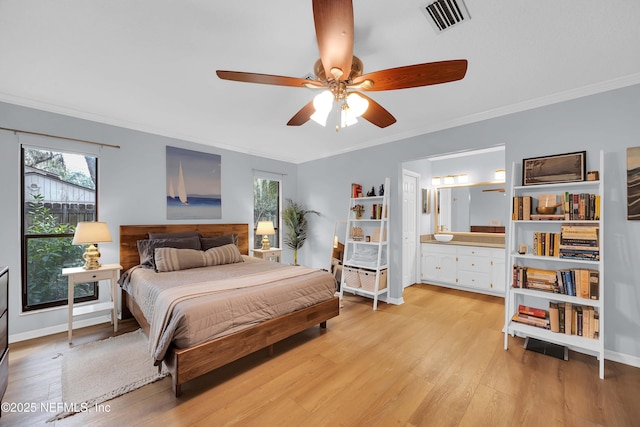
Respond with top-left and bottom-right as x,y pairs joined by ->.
340,103 -> 358,129
310,90 -> 333,126
346,92 -> 369,117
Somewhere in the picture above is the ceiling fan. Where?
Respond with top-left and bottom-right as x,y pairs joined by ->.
216,0 -> 468,130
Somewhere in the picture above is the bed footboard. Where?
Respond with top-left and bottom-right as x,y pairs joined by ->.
164,296 -> 340,396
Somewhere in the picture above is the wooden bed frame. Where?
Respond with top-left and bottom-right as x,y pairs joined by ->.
119,223 -> 339,396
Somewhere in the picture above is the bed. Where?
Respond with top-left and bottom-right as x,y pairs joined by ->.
119,223 -> 340,396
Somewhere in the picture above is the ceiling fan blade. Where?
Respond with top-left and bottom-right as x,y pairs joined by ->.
358,94 -> 396,128
287,101 -> 316,126
312,0 -> 354,80
216,70 -> 323,88
352,59 -> 468,91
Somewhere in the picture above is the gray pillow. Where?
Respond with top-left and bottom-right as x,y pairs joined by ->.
137,236 -> 202,269
155,244 -> 244,272
147,231 -> 202,240
200,234 -> 238,251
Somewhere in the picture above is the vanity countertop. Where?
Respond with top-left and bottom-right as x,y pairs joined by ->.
420,234 -> 505,248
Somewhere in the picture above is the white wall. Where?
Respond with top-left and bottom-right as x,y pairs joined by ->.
298,84 -> 640,365
0,102 -> 298,340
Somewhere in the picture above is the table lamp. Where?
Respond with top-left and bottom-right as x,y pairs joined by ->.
72,221 -> 112,269
256,221 -> 275,250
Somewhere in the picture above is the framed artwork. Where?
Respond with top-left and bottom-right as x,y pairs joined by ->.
522,151 -> 586,186
422,188 -> 430,214
166,146 -> 222,219
627,146 -> 640,220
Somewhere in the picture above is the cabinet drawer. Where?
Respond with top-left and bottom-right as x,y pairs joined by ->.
457,246 -> 491,257
458,270 -> 490,288
67,269 -> 113,283
458,255 -> 490,273
0,268 -> 7,315
421,243 -> 457,255
0,310 -> 6,359
0,346 -> 7,401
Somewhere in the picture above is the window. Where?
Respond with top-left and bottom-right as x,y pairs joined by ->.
253,177 -> 281,249
21,147 -> 98,311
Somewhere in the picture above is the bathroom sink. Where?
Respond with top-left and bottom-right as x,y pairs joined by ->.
434,234 -> 454,242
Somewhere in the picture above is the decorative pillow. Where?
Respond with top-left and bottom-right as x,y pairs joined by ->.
154,243 -> 244,273
136,236 -> 202,268
200,234 -> 238,251
147,231 -> 202,240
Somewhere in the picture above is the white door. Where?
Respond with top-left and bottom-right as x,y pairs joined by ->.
402,170 -> 419,288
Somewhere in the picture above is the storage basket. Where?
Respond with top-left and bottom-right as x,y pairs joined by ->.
359,269 -> 387,292
343,266 -> 361,288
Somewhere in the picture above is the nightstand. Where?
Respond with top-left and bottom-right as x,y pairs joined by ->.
62,263 -> 122,344
252,248 -> 282,263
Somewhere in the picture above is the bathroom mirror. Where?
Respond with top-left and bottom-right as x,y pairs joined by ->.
434,182 -> 507,234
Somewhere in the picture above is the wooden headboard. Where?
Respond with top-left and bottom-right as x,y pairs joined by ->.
119,223 -> 249,271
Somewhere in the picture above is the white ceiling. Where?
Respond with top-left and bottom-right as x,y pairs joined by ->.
1,1 -> 639,163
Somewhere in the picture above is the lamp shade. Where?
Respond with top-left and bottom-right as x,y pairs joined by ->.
256,221 -> 275,236
72,221 -> 112,245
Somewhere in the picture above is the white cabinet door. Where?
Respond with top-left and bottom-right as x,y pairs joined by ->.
439,253 -> 458,283
490,249 -> 506,293
421,244 -> 457,284
420,249 -> 440,281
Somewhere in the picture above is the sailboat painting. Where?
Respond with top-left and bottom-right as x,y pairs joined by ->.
166,146 -> 222,219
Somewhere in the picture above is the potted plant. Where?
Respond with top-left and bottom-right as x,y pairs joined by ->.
351,204 -> 365,219
282,199 -> 319,265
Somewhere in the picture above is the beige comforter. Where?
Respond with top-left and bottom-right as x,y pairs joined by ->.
122,256 -> 336,362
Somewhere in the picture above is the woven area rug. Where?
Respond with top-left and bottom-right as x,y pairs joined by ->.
49,329 -> 168,421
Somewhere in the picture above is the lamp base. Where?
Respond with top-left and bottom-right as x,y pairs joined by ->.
261,235 -> 271,251
82,244 -> 102,270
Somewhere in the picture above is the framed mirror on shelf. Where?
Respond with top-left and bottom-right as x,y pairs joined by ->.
434,182 -> 507,234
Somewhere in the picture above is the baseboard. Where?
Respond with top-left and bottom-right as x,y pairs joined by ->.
605,349 -> 640,369
9,314 -> 111,344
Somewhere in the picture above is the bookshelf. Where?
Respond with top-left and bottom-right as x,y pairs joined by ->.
504,150 -> 605,378
339,177 -> 390,310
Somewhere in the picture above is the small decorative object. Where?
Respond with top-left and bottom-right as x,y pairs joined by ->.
518,244 -> 528,254
351,204 -> 365,219
365,236 -> 371,242
367,186 -> 376,197
256,220 -> 275,250
72,221 -> 113,269
523,151 -> 586,186
350,226 -> 364,241
587,170 -> 599,181
379,184 -> 385,196
536,194 -> 561,214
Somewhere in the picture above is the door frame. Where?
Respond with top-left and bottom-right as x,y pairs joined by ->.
402,169 -> 421,288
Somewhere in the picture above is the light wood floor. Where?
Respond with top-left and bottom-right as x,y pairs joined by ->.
3,284 -> 639,426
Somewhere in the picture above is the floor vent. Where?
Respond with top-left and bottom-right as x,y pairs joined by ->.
420,0 -> 471,34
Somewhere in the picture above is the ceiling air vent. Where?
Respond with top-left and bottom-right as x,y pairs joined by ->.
420,0 -> 471,34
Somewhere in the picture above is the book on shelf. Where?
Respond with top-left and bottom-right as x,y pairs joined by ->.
512,196 -> 532,220
532,232 -> 560,256
549,302 -> 560,333
512,313 -> 550,329
559,223 -> 600,260
563,192 -> 600,220
351,183 -> 362,198
545,302 -> 599,338
518,304 -> 547,318
511,265 -> 599,299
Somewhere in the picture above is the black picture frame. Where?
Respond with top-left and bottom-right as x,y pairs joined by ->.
522,151 -> 586,186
